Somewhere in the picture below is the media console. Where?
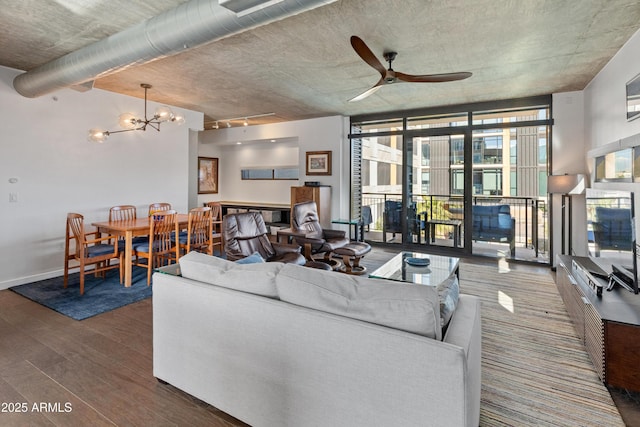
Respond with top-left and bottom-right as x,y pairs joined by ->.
556,255 -> 640,392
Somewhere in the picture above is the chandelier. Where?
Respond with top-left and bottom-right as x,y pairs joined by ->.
88,83 -> 185,143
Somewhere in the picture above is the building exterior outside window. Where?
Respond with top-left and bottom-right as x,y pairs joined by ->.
351,96 -> 552,262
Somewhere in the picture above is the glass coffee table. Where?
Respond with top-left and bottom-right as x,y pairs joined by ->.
369,252 -> 459,286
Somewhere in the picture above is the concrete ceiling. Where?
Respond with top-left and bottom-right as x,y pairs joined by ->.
2,0 -> 640,129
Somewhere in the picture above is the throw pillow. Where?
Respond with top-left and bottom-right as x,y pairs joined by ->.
438,275 -> 460,330
235,251 -> 265,264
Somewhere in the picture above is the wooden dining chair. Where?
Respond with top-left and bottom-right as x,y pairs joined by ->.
132,210 -> 179,286
64,213 -> 121,295
177,207 -> 213,257
109,204 -> 148,261
148,202 -> 172,216
205,201 -> 223,255
109,205 -> 137,221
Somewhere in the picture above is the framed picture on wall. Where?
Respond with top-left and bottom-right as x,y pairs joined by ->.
306,151 -> 332,175
198,157 -> 219,194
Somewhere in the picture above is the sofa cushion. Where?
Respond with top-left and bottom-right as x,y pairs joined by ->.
473,205 -> 500,230
179,251 -> 282,298
276,264 -> 442,340
497,213 -> 512,229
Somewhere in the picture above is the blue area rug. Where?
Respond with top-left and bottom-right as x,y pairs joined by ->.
9,268 -> 152,321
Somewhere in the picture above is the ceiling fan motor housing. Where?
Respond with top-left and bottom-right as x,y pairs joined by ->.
383,51 -> 398,83
384,71 -> 397,84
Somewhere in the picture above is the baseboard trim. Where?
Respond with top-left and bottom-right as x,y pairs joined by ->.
0,269 -> 64,291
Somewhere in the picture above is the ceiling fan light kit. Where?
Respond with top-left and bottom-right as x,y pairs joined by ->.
349,35 -> 472,102
88,83 -> 184,143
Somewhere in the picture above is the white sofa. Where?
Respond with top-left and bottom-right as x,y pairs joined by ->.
153,252 -> 481,427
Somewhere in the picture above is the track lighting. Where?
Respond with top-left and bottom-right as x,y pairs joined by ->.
208,112 -> 275,129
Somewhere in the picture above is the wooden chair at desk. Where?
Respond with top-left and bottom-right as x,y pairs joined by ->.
176,207 -> 213,257
64,213 -> 121,295
205,201 -> 224,255
132,210 -> 180,286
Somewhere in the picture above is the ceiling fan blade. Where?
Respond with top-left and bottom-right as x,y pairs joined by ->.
348,80 -> 384,102
396,71 -> 472,83
350,36 -> 387,77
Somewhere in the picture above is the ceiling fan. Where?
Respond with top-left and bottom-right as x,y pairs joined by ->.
349,35 -> 472,102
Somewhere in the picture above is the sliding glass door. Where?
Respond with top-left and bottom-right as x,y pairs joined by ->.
351,96 -> 552,263
408,133 -> 466,250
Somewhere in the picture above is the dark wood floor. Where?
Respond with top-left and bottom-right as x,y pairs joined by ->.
0,287 -> 246,426
0,247 -> 637,426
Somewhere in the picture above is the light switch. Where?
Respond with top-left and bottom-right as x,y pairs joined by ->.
9,193 -> 18,203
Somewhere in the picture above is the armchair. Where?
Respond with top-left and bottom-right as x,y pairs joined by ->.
291,201 -> 349,268
223,212 -> 306,265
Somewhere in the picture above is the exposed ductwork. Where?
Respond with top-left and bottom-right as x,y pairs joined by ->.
13,0 -> 336,98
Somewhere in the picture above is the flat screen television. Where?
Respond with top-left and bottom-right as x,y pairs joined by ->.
586,188 -> 638,293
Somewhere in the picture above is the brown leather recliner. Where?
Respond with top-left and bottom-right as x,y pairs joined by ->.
291,201 -> 350,268
223,212 -> 306,265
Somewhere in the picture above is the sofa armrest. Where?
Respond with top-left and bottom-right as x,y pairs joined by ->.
294,235 -> 325,246
444,295 -> 481,427
272,241 -> 302,255
323,228 -> 346,239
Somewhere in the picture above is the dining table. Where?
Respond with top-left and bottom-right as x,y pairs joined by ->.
92,214 -> 189,287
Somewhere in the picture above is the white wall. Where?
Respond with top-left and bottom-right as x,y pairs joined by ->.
198,138 -> 299,206
585,28 -> 640,151
198,116 -> 350,225
0,65 -> 202,289
552,29 -> 640,262
551,91 -> 588,259
582,28 -> 640,260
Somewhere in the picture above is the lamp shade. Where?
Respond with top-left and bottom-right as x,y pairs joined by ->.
155,106 -> 174,122
548,174 -> 586,194
118,112 -> 138,130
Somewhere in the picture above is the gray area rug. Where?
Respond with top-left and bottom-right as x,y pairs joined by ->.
10,268 -> 151,320
460,261 -> 624,426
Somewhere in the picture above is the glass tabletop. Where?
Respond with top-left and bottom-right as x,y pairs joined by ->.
369,252 -> 459,286
155,263 -> 181,276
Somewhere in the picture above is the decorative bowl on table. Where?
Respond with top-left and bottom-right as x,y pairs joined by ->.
404,257 -> 430,267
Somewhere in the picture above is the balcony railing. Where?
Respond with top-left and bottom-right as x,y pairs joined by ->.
362,193 -> 549,262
